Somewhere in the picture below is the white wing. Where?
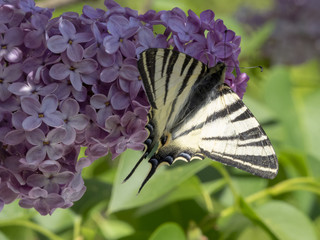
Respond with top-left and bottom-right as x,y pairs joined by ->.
170,84 -> 278,178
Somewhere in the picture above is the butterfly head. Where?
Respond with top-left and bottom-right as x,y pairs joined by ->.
204,61 -> 227,86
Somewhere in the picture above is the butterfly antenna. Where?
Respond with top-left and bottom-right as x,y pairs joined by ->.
122,151 -> 148,183
245,65 -> 263,72
138,158 -> 159,193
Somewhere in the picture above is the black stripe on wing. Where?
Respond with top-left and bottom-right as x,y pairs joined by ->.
203,150 -> 278,179
164,51 -> 179,104
180,54 -> 192,76
138,50 -> 157,108
167,58 -> 207,125
172,97 -> 243,139
161,48 -> 170,78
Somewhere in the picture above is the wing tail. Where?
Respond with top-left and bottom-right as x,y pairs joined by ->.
123,151 -> 148,183
138,156 -> 174,192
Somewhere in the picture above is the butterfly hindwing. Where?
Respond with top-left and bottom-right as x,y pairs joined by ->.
127,48 -> 278,192
153,83 -> 278,179
198,84 -> 278,178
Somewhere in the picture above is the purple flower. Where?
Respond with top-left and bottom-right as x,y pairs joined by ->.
100,52 -> 140,87
136,27 -> 167,55
26,160 -> 74,193
115,130 -> 148,154
22,50 -> 60,84
167,14 -> 200,43
52,81 -> 88,102
47,18 -> 93,62
0,26 -> 24,63
49,54 -> 98,91
59,98 -> 89,145
19,0 -> 53,17
81,5 -> 106,23
110,87 -> 131,110
99,107 -> 148,157
61,170 -> 86,208
82,105 -> 105,145
200,10 -> 215,30
121,106 -> 148,135
227,72 -> 249,99
84,23 -> 115,67
0,63 -> 23,101
19,187 -> 65,215
8,80 -> 57,99
24,14 -> 49,49
0,5 -> 16,25
4,111 -> 28,145
90,93 -> 114,128
25,128 -> 66,163
21,95 -> 64,130
0,95 -> 20,112
0,169 -> 20,211
0,0 -> 249,215
104,115 -> 124,145
103,15 -> 139,55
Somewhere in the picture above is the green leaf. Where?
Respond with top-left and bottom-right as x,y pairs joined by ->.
0,231 -> 10,240
108,149 -> 211,213
0,200 -> 33,221
202,178 -> 226,194
217,213 -> 252,239
33,209 -> 74,233
95,218 -> 134,239
278,151 -> 309,177
219,177 -> 268,207
315,216 -> 320,240
255,201 -> 318,240
263,66 -> 305,150
243,95 -> 277,125
71,178 -> 112,216
187,221 -> 207,240
149,222 -> 186,240
241,22 -> 275,59
0,226 -> 35,240
238,225 -> 272,240
238,197 -> 278,239
136,176 -> 203,215
290,60 -> 320,89
299,89 -> 320,161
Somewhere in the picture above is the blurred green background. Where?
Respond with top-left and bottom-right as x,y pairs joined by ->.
1,0 -> 320,239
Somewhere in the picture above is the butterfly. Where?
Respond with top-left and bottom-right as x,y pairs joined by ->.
124,48 -> 278,192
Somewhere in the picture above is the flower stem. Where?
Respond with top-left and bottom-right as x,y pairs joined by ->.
0,219 -> 63,240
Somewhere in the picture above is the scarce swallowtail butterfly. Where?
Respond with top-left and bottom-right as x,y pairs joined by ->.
125,48 -> 278,192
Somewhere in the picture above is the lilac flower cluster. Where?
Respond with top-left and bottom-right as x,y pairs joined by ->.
0,0 -> 248,215
237,0 -> 320,64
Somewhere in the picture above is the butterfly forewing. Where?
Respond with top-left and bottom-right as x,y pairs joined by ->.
128,48 -> 278,191
138,48 -> 208,130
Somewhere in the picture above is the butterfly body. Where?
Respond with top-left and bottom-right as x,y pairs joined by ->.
125,48 -> 278,192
